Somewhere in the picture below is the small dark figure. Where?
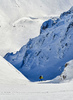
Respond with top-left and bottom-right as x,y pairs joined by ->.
39,75 -> 43,81
63,75 -> 66,79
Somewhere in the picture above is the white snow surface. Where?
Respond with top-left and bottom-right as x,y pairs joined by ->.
0,0 -> 73,56
0,80 -> 73,100
0,56 -> 28,84
0,55 -> 73,100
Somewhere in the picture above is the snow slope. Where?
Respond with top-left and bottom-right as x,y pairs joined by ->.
0,58 -> 73,100
0,0 -> 73,56
0,55 -> 73,100
0,56 -> 28,84
0,56 -> 73,100
0,52 -> 73,100
4,7 -> 73,81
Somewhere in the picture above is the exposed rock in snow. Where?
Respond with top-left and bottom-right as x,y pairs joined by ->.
60,60 -> 73,81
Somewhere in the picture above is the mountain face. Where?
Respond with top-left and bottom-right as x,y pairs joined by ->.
0,0 -> 73,56
4,7 -> 73,81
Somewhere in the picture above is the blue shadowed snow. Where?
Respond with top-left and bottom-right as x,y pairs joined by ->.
4,7 -> 73,81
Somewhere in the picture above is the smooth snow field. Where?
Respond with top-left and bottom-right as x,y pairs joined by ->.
0,81 -> 73,100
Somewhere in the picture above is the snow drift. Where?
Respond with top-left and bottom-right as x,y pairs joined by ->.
4,7 -> 73,81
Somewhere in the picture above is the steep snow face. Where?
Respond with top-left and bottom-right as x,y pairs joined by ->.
0,0 -> 73,56
0,56 -> 28,84
4,7 -> 73,81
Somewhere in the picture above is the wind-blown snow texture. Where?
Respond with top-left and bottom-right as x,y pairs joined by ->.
4,7 -> 73,81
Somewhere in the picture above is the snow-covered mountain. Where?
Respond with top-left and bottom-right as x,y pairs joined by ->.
4,7 -> 73,81
0,0 -> 73,56
0,56 -> 28,84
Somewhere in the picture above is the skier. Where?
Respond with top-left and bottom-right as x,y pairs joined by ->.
39,75 -> 43,81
